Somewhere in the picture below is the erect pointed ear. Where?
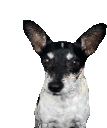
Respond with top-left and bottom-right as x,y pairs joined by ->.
75,23 -> 106,56
23,20 -> 52,54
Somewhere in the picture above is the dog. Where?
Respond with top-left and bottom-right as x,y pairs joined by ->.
23,20 -> 106,128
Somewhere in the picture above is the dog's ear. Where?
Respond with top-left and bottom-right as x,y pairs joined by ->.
75,23 -> 106,56
23,20 -> 52,54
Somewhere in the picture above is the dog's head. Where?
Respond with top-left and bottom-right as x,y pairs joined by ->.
23,20 -> 106,95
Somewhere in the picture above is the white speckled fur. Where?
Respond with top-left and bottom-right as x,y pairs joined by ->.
35,69 -> 90,128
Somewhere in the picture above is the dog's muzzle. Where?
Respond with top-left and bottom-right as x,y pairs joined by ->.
48,81 -> 64,93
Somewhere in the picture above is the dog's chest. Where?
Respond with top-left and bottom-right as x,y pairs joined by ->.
38,89 -> 89,126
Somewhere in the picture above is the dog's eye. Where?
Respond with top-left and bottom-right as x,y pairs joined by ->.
42,59 -> 54,69
43,59 -> 49,64
66,60 -> 80,69
71,60 -> 80,68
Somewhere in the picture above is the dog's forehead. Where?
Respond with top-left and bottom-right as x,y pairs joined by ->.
47,51 -> 74,62
44,42 -> 75,60
44,41 -> 87,64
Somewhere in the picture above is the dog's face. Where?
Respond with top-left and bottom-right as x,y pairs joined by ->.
40,42 -> 87,95
23,21 -> 106,95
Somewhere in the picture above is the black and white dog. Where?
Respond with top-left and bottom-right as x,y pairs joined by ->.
23,21 -> 106,128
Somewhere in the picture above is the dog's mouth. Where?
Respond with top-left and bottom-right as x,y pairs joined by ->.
53,92 -> 62,96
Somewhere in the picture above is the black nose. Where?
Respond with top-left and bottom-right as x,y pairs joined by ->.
48,82 -> 64,92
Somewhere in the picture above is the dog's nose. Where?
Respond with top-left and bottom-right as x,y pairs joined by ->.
48,82 -> 64,92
